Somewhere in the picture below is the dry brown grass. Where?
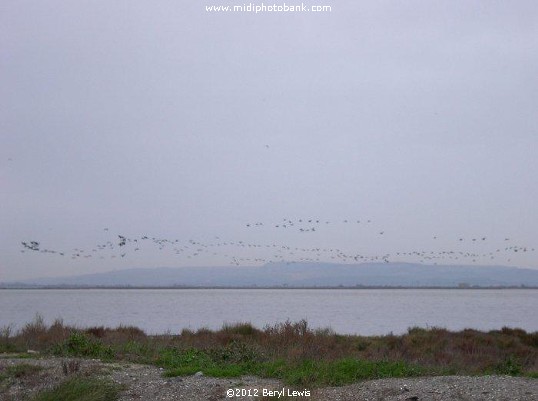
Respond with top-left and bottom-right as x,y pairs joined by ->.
17,316 -> 71,351
85,325 -> 146,343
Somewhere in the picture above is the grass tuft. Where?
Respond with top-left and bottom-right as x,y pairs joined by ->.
0,363 -> 43,382
32,376 -> 122,401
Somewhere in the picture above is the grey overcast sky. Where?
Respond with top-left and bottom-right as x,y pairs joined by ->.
1,1 -> 537,281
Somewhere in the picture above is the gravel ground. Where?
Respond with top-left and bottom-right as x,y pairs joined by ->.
1,356 -> 537,401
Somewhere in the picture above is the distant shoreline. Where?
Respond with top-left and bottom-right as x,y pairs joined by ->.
1,285 -> 537,290
5,263 -> 537,290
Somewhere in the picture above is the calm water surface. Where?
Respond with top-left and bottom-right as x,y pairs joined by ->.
2,289 -> 537,335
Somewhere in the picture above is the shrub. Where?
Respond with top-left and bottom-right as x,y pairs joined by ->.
209,340 -> 264,364
56,332 -> 114,359
221,322 -> 260,336
20,314 -> 48,349
0,324 -> 17,353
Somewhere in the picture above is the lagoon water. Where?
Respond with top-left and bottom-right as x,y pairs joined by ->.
2,289 -> 537,335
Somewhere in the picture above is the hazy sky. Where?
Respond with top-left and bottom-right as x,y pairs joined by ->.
2,1 -> 538,281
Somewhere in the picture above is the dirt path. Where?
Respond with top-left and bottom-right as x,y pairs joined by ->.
1,357 -> 537,400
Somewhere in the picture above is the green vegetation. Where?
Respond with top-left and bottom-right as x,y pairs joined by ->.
53,332 -> 114,360
32,376 -> 122,401
1,316 -> 537,387
156,345 -> 425,386
269,359 -> 423,386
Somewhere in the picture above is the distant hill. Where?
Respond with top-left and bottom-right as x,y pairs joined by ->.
3,262 -> 538,288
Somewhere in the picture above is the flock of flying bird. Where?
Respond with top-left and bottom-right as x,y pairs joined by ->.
20,217 -> 535,267
245,218 -> 374,233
